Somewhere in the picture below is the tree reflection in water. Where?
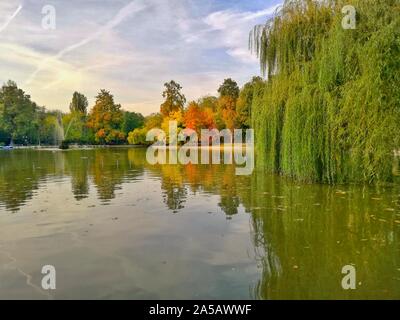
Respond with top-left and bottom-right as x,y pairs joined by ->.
1,148 -> 400,299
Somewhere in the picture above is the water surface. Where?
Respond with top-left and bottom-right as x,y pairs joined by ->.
0,148 -> 399,299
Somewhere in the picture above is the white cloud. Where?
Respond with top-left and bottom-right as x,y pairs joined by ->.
0,0 -> 280,115
202,3 -> 281,63
25,0 -> 147,85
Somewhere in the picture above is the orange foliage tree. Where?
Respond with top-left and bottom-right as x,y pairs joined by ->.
87,90 -> 125,144
217,96 -> 237,131
184,101 -> 216,136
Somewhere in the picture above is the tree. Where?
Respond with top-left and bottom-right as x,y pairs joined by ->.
127,127 -> 148,145
216,79 -> 240,131
184,101 -> 215,135
87,90 -> 125,144
0,80 -> 39,144
122,111 -> 144,136
70,92 -> 88,114
249,0 -> 400,183
39,112 -> 58,145
236,76 -> 264,129
161,109 -> 184,144
217,96 -> 237,131
198,96 -> 218,112
0,103 -> 10,144
160,80 -> 186,117
144,113 -> 163,130
217,78 -> 240,100
63,111 -> 87,143
127,112 -> 163,145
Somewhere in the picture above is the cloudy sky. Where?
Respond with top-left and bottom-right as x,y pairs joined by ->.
0,0 -> 281,115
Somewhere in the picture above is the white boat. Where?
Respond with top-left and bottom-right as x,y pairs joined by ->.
1,146 -> 13,150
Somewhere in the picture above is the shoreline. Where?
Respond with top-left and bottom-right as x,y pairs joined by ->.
4,144 -> 251,150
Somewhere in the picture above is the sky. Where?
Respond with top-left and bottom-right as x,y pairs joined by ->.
0,0 -> 281,115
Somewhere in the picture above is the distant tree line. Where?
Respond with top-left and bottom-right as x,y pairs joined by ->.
0,77 -> 257,146
0,81 -> 144,145
127,78 -> 260,145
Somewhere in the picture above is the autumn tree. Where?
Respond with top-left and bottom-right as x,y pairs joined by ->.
160,80 -> 186,117
216,79 -> 240,131
184,101 -> 215,136
87,90 -> 125,144
217,96 -> 237,131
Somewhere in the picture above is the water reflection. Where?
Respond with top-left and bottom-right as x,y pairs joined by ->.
0,148 -> 399,299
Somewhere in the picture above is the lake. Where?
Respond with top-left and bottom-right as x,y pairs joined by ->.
0,148 -> 399,299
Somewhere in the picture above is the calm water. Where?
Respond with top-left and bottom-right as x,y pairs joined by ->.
0,148 -> 399,299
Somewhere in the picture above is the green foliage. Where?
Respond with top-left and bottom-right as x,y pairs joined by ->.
144,113 -> 163,130
38,111 -> 58,145
122,111 -> 144,136
127,113 -> 164,145
198,96 -> 218,112
70,92 -> 88,114
62,111 -> 91,144
237,76 -> 264,129
250,0 -> 400,183
0,80 -> 40,145
160,80 -> 186,117
127,127 -> 149,145
217,78 -> 240,100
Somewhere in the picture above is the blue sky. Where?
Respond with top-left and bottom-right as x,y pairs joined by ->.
0,0 -> 281,115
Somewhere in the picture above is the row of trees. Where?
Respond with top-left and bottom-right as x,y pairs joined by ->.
0,81 -> 144,145
127,77 -> 262,144
0,77 -> 258,146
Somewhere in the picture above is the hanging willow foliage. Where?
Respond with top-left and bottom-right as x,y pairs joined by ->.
250,0 -> 400,183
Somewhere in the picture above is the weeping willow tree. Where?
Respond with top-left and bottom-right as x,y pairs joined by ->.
250,0 -> 400,183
